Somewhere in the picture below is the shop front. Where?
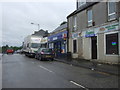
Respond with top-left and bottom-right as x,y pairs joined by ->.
48,31 -> 67,58
82,22 -> 120,64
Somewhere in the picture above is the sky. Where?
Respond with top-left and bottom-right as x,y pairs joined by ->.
0,0 -> 76,47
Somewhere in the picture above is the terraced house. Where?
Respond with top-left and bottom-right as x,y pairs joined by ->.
67,0 -> 120,64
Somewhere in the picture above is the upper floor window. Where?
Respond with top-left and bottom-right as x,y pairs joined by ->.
87,9 -> 93,26
77,0 -> 86,9
108,1 -> 116,21
73,16 -> 77,31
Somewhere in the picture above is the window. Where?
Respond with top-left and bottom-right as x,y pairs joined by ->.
77,0 -> 86,8
108,2 -> 116,21
73,40 -> 77,53
73,16 -> 77,31
106,33 -> 118,55
87,9 -> 93,26
42,49 -> 52,53
27,43 -> 29,47
49,43 -> 53,49
31,43 -> 40,48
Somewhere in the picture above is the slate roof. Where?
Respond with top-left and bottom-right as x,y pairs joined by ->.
32,29 -> 49,37
52,23 -> 67,33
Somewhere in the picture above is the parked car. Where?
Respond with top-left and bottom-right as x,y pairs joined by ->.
35,48 -> 55,61
6,49 -> 14,54
16,50 -> 22,54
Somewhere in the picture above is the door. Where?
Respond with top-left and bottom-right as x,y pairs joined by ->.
54,42 -> 61,58
73,40 -> 77,53
91,36 -> 97,59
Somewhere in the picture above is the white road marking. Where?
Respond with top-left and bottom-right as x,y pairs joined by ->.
70,81 -> 88,89
39,65 -> 54,73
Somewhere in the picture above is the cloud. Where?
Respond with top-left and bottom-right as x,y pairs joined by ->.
2,1 -> 75,46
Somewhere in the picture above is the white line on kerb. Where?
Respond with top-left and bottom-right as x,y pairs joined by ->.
70,81 -> 88,89
39,65 -> 54,73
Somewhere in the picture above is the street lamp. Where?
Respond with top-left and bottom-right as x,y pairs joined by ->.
31,22 -> 40,30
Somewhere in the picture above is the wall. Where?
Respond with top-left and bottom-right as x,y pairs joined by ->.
97,33 -> 105,62
116,2 -> 120,20
77,10 -> 87,31
118,31 -> 120,63
82,37 -> 91,59
77,37 -> 83,58
93,2 -> 107,26
68,17 -> 73,53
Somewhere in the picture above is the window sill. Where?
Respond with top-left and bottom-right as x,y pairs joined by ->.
107,18 -> 117,22
105,54 -> 119,56
87,25 -> 93,28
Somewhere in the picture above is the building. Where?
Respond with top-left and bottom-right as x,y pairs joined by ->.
67,0 -> 120,64
48,23 -> 68,58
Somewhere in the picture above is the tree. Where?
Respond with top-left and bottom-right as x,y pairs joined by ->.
2,45 -> 9,53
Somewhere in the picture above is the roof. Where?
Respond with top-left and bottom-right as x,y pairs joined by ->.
52,23 -> 67,33
32,29 -> 49,37
67,2 -> 99,18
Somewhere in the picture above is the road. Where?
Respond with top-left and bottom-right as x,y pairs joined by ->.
2,54 -> 119,88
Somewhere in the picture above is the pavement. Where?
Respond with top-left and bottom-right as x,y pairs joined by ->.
54,58 -> 120,76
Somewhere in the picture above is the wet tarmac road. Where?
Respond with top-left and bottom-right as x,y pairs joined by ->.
2,54 -> 119,88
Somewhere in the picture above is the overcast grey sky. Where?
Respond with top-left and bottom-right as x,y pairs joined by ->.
1,0 -> 76,47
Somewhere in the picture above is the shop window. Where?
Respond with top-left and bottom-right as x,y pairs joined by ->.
87,9 -> 93,26
61,42 -> 66,53
49,43 -> 53,49
73,40 -> 77,53
106,33 -> 118,55
108,1 -> 116,21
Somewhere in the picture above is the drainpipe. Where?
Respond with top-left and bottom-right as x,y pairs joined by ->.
67,21 -> 69,53
118,17 -> 120,64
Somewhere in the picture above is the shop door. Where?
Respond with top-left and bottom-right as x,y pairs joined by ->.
91,36 -> 97,59
54,43 -> 57,52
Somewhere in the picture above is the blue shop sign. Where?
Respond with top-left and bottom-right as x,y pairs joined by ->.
48,31 -> 67,42
85,30 -> 95,37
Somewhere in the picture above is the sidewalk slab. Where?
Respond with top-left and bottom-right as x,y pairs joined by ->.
54,58 -> 119,76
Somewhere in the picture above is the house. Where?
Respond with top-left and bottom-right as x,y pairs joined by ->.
67,0 -> 120,64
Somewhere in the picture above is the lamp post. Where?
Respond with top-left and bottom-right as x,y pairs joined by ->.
31,22 -> 40,30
